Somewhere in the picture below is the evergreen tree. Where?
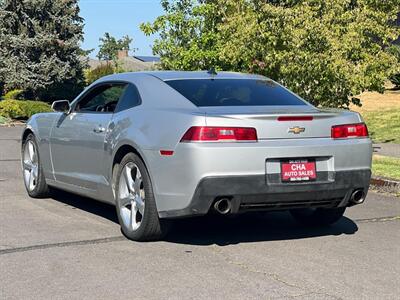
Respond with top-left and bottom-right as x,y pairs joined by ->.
0,0 -> 86,101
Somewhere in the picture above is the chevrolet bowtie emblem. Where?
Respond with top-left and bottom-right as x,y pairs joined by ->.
288,126 -> 305,134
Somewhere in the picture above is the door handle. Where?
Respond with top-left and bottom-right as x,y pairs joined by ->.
93,126 -> 106,133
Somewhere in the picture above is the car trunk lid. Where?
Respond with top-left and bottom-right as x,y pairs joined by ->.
200,106 -> 361,140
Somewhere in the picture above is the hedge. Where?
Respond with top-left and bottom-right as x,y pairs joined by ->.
3,89 -> 24,100
0,115 -> 10,125
0,99 -> 52,120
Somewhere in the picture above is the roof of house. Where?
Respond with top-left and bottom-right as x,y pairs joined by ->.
133,56 -> 161,63
86,56 -> 157,71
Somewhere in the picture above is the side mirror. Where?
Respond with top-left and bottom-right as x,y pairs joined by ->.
51,100 -> 70,113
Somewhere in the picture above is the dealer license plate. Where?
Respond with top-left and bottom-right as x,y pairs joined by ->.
281,159 -> 316,182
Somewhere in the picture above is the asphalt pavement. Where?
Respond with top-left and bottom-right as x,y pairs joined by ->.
1,126 -> 399,299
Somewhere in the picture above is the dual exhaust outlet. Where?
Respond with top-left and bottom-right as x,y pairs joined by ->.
350,189 -> 365,205
214,198 -> 232,215
213,189 -> 365,214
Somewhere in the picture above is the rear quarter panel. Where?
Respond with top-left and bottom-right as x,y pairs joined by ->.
108,74 -> 206,204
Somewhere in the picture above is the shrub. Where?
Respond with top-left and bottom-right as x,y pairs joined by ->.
0,115 -> 11,125
390,73 -> 400,89
85,63 -> 115,85
0,100 -> 24,118
22,100 -> 52,117
4,89 -> 24,100
0,100 -> 52,119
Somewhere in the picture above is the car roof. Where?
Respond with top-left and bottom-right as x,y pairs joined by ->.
145,71 -> 267,81
101,70 -> 267,82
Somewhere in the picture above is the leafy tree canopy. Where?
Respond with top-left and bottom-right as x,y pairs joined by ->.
97,32 -> 133,61
141,0 -> 400,107
84,64 -> 115,85
141,0 -> 222,70
0,0 -> 87,101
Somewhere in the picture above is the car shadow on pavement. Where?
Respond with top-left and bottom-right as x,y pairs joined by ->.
50,188 -> 119,224
49,189 -> 358,246
165,213 -> 358,246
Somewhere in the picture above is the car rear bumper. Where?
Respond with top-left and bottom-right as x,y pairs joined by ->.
158,169 -> 371,218
143,137 -> 372,217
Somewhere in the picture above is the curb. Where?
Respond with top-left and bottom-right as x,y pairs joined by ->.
0,123 -> 25,127
370,177 -> 400,195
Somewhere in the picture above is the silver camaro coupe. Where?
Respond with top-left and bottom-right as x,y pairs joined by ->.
21,71 -> 372,240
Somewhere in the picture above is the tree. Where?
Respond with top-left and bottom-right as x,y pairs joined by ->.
84,63 -> 123,85
97,32 -> 133,61
141,0 -> 400,108
141,0 -> 223,70
0,0 -> 87,101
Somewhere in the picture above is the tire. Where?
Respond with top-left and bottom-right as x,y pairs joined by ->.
22,133 -> 49,198
115,153 -> 170,241
290,207 -> 346,226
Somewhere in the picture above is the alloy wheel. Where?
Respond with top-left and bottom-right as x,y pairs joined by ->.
118,162 -> 145,231
23,140 -> 38,192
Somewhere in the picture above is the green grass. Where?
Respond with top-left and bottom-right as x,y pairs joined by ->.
372,155 -> 400,181
0,115 -> 10,125
363,109 -> 400,143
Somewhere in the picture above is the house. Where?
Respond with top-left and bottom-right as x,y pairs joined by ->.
133,56 -> 161,64
86,50 -> 160,71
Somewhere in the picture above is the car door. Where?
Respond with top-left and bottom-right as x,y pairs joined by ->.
50,83 -> 127,190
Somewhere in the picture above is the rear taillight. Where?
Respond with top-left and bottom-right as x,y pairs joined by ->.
331,123 -> 368,139
180,126 -> 258,142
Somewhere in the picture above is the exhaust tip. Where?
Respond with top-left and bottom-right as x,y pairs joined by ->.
214,198 -> 232,215
350,189 -> 365,204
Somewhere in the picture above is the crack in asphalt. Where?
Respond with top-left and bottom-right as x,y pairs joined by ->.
0,138 -> 20,141
354,215 -> 400,223
0,159 -> 20,162
0,215 -> 398,256
209,245 -> 301,289
203,215 -> 400,299
290,291 -> 343,299
209,245 -> 343,300
0,236 -> 125,255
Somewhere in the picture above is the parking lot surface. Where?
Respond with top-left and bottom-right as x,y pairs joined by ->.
1,126 -> 399,299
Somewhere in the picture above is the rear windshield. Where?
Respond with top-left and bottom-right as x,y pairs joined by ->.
165,79 -> 306,107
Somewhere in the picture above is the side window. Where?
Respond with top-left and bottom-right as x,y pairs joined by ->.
115,84 -> 141,113
76,84 -> 127,113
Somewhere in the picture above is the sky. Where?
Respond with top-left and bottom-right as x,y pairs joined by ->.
79,0 -> 164,58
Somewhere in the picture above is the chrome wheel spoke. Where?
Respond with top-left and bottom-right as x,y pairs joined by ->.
135,195 -> 145,215
134,177 -> 142,194
119,196 -> 132,208
28,141 -> 35,162
123,164 -> 134,192
23,161 -> 34,171
130,200 -> 138,230
28,171 -> 35,191
32,166 -> 38,179
23,169 -> 31,185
